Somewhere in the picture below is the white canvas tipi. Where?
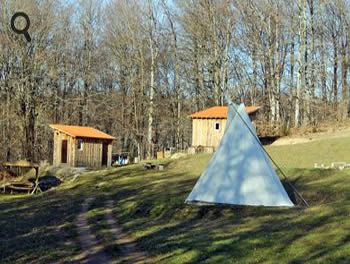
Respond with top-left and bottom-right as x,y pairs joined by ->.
186,103 -> 294,207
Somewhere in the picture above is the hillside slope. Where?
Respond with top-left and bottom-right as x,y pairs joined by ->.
0,138 -> 350,263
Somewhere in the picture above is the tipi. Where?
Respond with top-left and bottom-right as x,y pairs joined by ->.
186,103 -> 294,207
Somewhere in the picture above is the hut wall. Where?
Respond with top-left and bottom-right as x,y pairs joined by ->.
75,138 -> 101,167
192,119 -> 227,148
107,144 -> 112,166
191,113 -> 257,149
53,132 -> 59,166
52,131 -> 75,166
74,138 -> 113,167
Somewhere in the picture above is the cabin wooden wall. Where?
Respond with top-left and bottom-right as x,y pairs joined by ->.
191,114 -> 257,148
74,138 -> 113,167
107,144 -> 112,166
52,131 -> 75,166
75,138 -> 100,167
192,119 -> 227,148
52,131 -> 113,167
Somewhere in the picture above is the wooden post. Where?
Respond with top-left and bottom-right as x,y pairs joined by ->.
31,167 -> 42,195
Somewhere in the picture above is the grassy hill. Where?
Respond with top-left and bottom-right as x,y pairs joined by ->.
0,136 -> 350,263
267,135 -> 350,169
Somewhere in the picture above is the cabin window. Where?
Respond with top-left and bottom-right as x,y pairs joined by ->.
215,122 -> 220,131
77,139 -> 84,151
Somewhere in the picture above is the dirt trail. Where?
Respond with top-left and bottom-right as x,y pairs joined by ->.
74,198 -> 111,264
105,200 -> 149,264
70,198 -> 149,264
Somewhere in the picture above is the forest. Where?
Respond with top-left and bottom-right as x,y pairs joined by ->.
0,0 -> 349,162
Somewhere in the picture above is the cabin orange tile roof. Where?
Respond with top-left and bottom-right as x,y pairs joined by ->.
49,124 -> 115,140
190,106 -> 260,119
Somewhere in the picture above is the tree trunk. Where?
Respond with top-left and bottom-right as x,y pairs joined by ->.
268,15 -> 276,122
332,34 -> 338,111
209,0 -> 220,105
5,84 -> 11,161
295,0 -> 307,127
147,36 -> 155,159
290,34 -> 295,108
341,33 -> 348,120
320,33 -> 328,106
193,39 -> 201,111
252,46 -> 258,106
274,10 -> 281,122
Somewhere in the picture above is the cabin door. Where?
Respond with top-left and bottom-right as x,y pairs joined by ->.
61,140 -> 68,164
102,143 -> 108,166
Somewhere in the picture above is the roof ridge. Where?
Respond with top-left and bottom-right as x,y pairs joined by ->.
190,105 -> 260,119
50,124 -> 95,128
49,124 -> 115,140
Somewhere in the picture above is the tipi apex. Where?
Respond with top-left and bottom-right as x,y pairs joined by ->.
186,103 -> 294,207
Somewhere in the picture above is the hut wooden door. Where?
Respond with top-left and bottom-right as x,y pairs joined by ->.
102,143 -> 108,166
61,140 -> 68,164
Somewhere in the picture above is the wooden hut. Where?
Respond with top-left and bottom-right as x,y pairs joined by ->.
190,106 -> 260,150
49,124 -> 115,167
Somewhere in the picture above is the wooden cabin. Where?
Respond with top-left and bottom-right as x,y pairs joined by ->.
190,106 -> 260,150
49,124 -> 115,167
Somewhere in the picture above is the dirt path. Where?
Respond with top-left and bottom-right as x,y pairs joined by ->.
74,198 -> 111,264
70,198 -> 149,264
105,200 -> 149,264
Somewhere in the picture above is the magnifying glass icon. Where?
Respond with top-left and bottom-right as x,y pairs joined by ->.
11,12 -> 31,42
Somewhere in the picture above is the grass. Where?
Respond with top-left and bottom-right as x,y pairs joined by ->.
0,190 -> 82,263
266,136 -> 350,169
0,136 -> 350,263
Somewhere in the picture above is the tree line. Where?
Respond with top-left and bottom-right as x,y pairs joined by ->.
0,0 -> 349,162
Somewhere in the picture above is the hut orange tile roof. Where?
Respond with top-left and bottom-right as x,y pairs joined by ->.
190,106 -> 260,119
49,124 -> 115,140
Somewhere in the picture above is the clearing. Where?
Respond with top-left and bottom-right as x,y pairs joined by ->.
0,135 -> 350,263
272,125 -> 350,146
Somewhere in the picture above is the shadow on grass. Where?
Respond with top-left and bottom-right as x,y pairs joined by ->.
0,194 -> 81,263
95,166 -> 350,264
123,200 -> 348,263
1,161 -> 349,264
0,173 -> 107,264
